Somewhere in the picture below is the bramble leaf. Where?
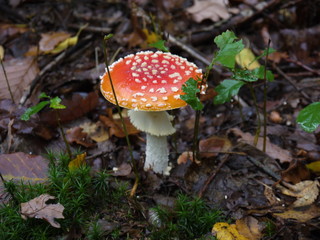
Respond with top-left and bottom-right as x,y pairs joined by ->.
49,96 -> 66,109
297,102 -> 320,132
180,78 -> 203,110
20,101 -> 50,121
214,30 -> 244,69
149,40 -> 169,52
214,79 -> 245,105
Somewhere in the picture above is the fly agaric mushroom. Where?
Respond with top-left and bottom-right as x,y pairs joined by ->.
100,51 -> 202,174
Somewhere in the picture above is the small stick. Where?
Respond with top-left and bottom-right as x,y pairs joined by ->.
0,59 -> 15,104
246,155 -> 280,181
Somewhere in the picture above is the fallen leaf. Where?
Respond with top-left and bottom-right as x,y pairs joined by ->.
277,180 -> 319,207
68,152 -> 87,171
236,216 -> 263,240
111,163 -> 132,176
229,128 -> 292,163
21,194 -> 65,228
306,161 -> 320,174
186,0 -> 237,23
66,126 -> 96,148
273,204 -> 320,222
0,152 -> 48,182
212,222 -> 249,240
80,121 -> 109,142
0,23 -> 29,41
235,48 -> 261,70
39,32 -> 71,53
268,52 -> 288,63
199,136 -> 232,158
0,45 -> 4,60
0,57 -> 39,100
177,151 -> 200,165
281,161 -> 311,184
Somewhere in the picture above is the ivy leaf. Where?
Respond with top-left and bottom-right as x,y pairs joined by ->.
20,101 -> 50,121
214,79 -> 245,105
149,40 -> 169,52
214,30 -> 244,69
297,102 -> 320,132
180,78 -> 203,110
49,96 -> 66,109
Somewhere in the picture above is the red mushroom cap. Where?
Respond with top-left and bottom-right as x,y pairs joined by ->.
100,51 -> 203,111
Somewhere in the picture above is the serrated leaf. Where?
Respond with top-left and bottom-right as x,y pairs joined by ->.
180,78 -> 203,110
233,69 -> 258,82
49,96 -> 66,109
251,66 -> 274,82
149,40 -> 169,52
297,102 -> 320,132
214,30 -> 244,68
214,79 -> 245,104
20,101 -> 50,121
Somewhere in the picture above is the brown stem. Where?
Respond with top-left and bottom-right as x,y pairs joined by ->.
0,59 -> 15,104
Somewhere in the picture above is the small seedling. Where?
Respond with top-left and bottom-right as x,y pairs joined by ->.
21,93 -> 72,158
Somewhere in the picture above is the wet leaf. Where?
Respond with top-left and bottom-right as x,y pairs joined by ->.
273,204 -> 320,222
0,57 -> 39,100
235,48 -> 260,70
199,136 -> 232,158
186,0 -> 236,22
277,180 -> 319,207
149,40 -> 169,52
0,152 -> 48,182
297,102 -> 320,132
66,127 -> 96,148
20,101 -> 50,121
212,222 -> 249,240
68,152 -> 87,171
21,194 -> 65,228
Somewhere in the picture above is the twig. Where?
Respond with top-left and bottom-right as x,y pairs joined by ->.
272,63 -> 313,103
263,40 -> 271,152
198,154 -> 230,198
0,59 -> 15,103
285,57 -> 320,76
246,156 -> 280,181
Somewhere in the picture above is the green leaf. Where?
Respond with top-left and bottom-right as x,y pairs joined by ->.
233,69 -> 258,82
49,97 -> 66,109
38,92 -> 50,99
20,101 -> 50,121
149,40 -> 169,52
214,79 -> 245,105
214,30 -> 244,69
297,102 -> 320,132
261,48 -> 276,57
180,78 -> 203,110
252,66 -> 274,82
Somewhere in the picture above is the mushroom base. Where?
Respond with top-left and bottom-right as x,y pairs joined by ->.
145,134 -> 169,174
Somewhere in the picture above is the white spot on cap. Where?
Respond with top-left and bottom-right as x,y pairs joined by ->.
149,88 -> 155,93
169,72 -> 181,78
131,66 -> 137,70
146,103 -> 152,107
173,80 -> 180,84
157,103 -> 166,107
121,101 -> 128,105
136,58 -> 142,63
143,77 -> 147,81
135,79 -> 142,83
141,86 -> 147,90
141,98 -> 147,102
162,96 -> 168,100
126,60 -> 132,65
152,80 -> 158,84
132,73 -> 139,77
144,56 -> 149,60
141,62 -> 147,67
163,55 -> 171,59
156,87 -> 167,93
152,70 -> 158,75
180,65 -> 185,68
132,99 -> 137,102
196,69 -> 202,73
151,53 -> 158,58
161,80 -> 167,84
142,68 -> 148,71
171,65 -> 176,69
162,60 -> 169,64
133,92 -> 144,97
174,94 -> 180,99
171,87 -> 179,92
152,59 -> 159,63
185,70 -> 191,75
151,96 -> 158,101
160,71 -> 166,74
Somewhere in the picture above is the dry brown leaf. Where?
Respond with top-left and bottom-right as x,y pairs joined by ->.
66,126 -> 96,148
236,216 -> 263,240
0,152 -> 48,182
0,57 -> 39,100
21,194 -> 65,228
177,151 -> 200,165
277,180 -> 319,207
111,163 -> 132,176
39,32 -> 71,53
0,45 -> 4,60
199,136 -> 232,158
80,121 -> 109,142
186,0 -> 237,22
229,128 -> 292,163
273,204 -> 320,222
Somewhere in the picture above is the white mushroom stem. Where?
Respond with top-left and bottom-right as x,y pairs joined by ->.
128,110 -> 176,174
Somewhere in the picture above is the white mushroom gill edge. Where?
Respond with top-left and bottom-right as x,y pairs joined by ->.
128,110 -> 176,174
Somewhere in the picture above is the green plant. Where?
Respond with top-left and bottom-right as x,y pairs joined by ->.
297,102 -> 320,132
150,194 -> 224,240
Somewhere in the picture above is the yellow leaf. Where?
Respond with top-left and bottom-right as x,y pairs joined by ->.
49,23 -> 88,54
142,28 -> 161,44
0,45 -> 4,60
68,152 -> 86,171
212,222 -> 250,240
235,48 -> 260,70
306,161 -> 320,173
